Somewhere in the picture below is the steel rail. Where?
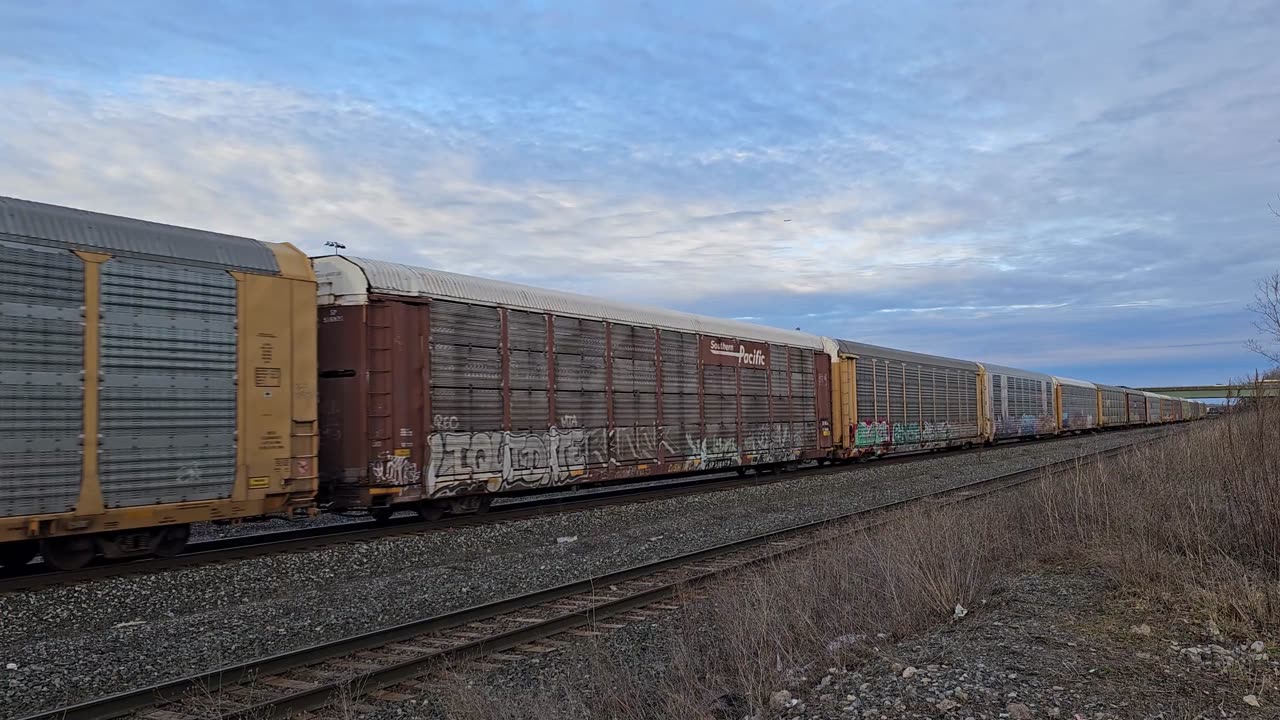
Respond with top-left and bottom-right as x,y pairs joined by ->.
19,434 -> 1168,720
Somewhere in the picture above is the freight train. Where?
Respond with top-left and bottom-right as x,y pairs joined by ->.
0,197 -> 1207,570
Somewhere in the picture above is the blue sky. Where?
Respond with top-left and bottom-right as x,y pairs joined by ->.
1,1 -> 1278,387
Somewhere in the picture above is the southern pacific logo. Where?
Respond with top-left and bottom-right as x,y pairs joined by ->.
708,339 -> 766,366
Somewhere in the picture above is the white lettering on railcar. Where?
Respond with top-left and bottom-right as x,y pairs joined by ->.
370,454 -> 422,485
708,340 -> 766,366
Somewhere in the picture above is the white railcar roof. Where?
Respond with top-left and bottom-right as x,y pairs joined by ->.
977,362 -> 1054,382
1053,376 -> 1097,389
833,339 -> 979,372
314,255 -> 827,349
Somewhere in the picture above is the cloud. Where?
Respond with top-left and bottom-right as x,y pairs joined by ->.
0,76 -> 992,306
0,1 -> 1278,386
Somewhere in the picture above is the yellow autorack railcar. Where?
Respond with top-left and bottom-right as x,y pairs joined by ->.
0,197 -> 318,570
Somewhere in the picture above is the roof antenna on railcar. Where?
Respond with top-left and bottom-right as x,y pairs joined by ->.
324,241 -> 346,255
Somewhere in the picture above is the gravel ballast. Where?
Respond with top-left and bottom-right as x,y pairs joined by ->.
0,427 -> 1174,716
401,569 -> 1278,720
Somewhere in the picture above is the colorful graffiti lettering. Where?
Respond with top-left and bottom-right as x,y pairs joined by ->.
855,420 -> 890,447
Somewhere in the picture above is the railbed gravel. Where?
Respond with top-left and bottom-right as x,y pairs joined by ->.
0,427 -> 1174,717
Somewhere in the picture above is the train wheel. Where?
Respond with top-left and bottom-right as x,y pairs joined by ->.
0,541 -> 38,569
370,507 -> 395,523
153,525 -> 191,558
445,496 -> 492,516
416,502 -> 445,521
39,536 -> 96,571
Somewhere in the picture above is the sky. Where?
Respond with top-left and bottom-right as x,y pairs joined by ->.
1,1 -> 1278,388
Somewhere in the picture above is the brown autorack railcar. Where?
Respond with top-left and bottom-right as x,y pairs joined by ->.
313,255 -> 834,520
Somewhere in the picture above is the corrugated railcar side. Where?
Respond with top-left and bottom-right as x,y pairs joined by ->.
831,341 -> 983,456
314,256 -> 833,518
1125,390 -> 1148,425
0,197 -> 317,570
976,363 -> 1056,441
1180,399 -> 1194,421
1054,377 -> 1099,431
1095,384 -> 1128,427
1143,392 -> 1163,424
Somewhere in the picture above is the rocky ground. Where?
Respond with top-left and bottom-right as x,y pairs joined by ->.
393,568 -> 1277,720
773,569 -> 1277,719
0,427 -> 1174,718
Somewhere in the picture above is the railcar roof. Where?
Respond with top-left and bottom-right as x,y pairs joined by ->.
833,339 -> 979,372
314,255 -> 827,349
0,196 -> 280,273
976,362 -> 1054,381
1053,376 -> 1097,389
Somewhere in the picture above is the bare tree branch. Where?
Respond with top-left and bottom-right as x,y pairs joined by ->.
1246,271 -> 1280,369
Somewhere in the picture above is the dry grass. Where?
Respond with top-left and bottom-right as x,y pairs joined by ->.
1023,396 -> 1280,636
442,395 -> 1280,719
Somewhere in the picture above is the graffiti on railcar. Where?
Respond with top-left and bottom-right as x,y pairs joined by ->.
1060,412 -> 1097,430
415,420 -> 811,495
993,414 -> 1055,437
855,419 -> 963,447
426,427 -> 588,493
855,420 -> 890,447
892,422 -> 921,445
742,422 -> 804,464
688,433 -> 740,469
370,453 -> 422,485
921,421 -> 958,442
612,425 -> 675,463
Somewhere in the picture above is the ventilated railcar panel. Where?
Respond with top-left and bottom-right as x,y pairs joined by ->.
989,373 -> 1055,438
0,241 -> 84,517
430,301 -> 503,433
852,355 -> 980,448
1059,384 -> 1099,430
1099,387 -> 1127,425
98,259 -> 237,507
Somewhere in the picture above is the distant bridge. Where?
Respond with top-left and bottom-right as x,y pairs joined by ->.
1137,381 -> 1280,399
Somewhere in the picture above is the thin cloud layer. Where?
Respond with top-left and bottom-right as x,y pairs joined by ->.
0,1 -> 1277,385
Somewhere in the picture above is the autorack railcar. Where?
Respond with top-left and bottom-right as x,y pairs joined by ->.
1125,388 -> 1149,424
977,363 -> 1056,441
1053,376 -> 1100,431
312,255 -> 835,519
0,197 -> 317,570
829,341 -> 984,457
1143,391 -> 1163,425
1095,384 -> 1129,427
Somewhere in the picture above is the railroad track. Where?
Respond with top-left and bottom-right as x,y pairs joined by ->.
22,434 -> 1166,720
0,427 -> 1163,594
0,470 -> 791,593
